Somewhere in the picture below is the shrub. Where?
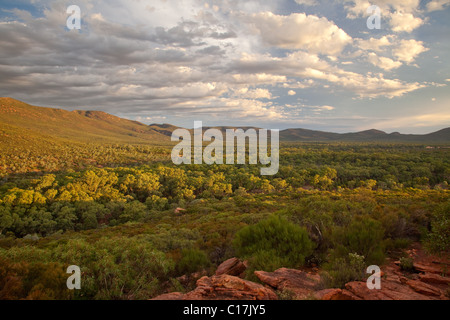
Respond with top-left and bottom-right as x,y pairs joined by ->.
119,201 -> 148,223
331,217 -> 386,265
276,288 -> 296,300
0,256 -> 72,300
51,237 -> 174,300
176,248 -> 211,275
425,201 -> 450,254
321,253 -> 366,289
233,215 -> 315,273
399,257 -> 415,272
385,238 -> 412,252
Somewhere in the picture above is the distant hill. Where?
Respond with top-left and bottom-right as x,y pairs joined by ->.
153,123 -> 450,143
1,98 -> 449,145
0,98 -> 170,145
148,124 -> 182,137
281,127 -> 450,143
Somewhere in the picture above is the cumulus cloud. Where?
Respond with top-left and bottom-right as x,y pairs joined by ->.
282,80 -> 316,89
343,0 -> 421,17
390,11 -> 425,33
246,12 -> 352,55
231,50 -> 424,98
357,36 -> 394,52
357,36 -> 429,69
367,52 -> 403,70
232,88 -> 273,99
342,0 -> 425,33
393,39 -> 429,63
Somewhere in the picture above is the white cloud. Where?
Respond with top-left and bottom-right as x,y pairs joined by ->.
357,36 -> 428,68
367,52 -> 403,71
342,0 -> 425,33
390,12 -> 425,33
247,12 -> 352,55
232,73 -> 288,85
357,36 -> 393,52
393,39 -> 429,63
288,90 -> 297,96
343,0 -> 422,18
232,88 -> 273,99
426,0 -> 450,12
174,97 -> 287,121
233,50 -> 426,98
317,105 -> 335,111
333,72 -> 425,99
282,80 -> 316,89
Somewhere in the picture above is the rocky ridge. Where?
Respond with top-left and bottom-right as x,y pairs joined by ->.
153,247 -> 449,301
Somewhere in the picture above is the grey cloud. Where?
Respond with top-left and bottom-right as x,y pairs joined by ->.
196,45 -> 225,56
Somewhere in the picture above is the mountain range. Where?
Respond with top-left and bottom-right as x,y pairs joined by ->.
1,98 -> 449,145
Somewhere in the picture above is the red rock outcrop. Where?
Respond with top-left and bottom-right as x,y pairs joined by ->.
152,275 -> 277,300
255,268 -> 320,299
343,279 -> 433,300
152,244 -> 449,301
215,258 -> 247,277
419,273 -> 450,286
314,289 -> 360,300
413,263 -> 445,274
184,275 -> 277,300
406,280 -> 442,297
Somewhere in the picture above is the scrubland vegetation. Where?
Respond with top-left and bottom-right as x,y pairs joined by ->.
0,142 -> 448,299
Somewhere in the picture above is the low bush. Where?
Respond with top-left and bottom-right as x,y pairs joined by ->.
320,253 -> 366,289
176,248 -> 211,275
399,257 -> 415,272
331,217 -> 386,265
425,201 -> 450,254
233,215 -> 315,273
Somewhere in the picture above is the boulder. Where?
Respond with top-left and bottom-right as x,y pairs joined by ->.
184,275 -> 277,300
174,208 -> 186,214
413,263 -> 444,274
406,280 -> 442,297
344,279 -> 433,300
152,275 -> 277,301
418,273 -> 450,286
315,289 -> 359,301
255,268 -> 320,299
215,258 -> 247,277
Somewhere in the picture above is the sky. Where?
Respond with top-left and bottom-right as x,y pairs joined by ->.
0,0 -> 449,133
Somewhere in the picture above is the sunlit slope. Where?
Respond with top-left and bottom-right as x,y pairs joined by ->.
0,98 -> 170,145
